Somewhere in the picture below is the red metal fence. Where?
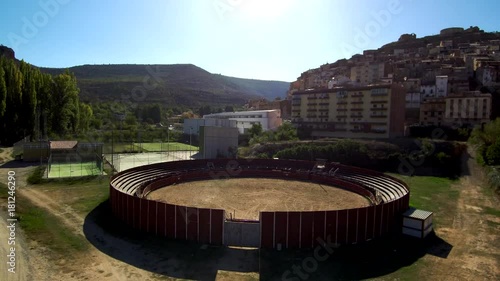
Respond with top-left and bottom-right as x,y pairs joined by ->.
109,159 -> 410,249
110,187 -> 224,245
259,193 -> 410,248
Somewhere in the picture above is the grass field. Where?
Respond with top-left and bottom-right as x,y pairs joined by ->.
0,180 -> 93,261
390,174 -> 460,228
48,162 -> 103,178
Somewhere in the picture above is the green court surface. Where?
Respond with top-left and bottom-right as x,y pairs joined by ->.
133,142 -> 198,152
48,162 -> 103,178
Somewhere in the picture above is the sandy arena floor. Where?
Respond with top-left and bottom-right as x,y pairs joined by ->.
147,178 -> 372,220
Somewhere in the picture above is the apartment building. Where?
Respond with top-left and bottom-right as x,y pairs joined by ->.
420,98 -> 446,126
444,92 -> 492,127
291,84 -> 406,139
350,62 -> 385,85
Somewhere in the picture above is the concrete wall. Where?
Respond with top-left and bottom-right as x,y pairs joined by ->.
22,142 -> 50,162
224,220 -> 260,247
199,126 -> 239,158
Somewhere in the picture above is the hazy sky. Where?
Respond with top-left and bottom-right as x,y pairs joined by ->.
1,0 -> 499,81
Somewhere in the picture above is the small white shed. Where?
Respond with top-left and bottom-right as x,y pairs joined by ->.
402,208 -> 433,238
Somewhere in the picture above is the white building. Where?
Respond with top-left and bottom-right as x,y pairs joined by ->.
203,110 -> 282,134
183,118 -> 236,136
436,75 -> 448,97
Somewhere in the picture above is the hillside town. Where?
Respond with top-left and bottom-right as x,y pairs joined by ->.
281,26 -> 500,138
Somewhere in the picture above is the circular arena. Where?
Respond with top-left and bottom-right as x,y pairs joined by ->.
110,159 -> 410,249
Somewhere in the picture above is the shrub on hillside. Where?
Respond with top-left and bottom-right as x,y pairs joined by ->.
27,166 -> 46,184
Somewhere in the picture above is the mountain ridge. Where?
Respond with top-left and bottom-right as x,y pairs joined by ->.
38,63 -> 289,107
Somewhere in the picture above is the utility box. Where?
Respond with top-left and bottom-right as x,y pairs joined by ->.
402,208 -> 433,238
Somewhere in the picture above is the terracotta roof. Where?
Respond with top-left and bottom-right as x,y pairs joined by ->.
50,141 -> 78,150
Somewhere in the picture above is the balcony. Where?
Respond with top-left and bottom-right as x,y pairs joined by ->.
351,101 -> 364,104
307,103 -> 317,106
319,109 -> 329,112
351,108 -> 364,111
350,114 -> 363,118
292,109 -> 301,113
318,102 -> 329,106
337,115 -> 347,118
307,109 -> 317,112
370,108 -> 388,111
337,101 -> 348,105
337,108 -> 348,112
370,115 -> 387,118
371,100 -> 388,104
307,97 -> 318,100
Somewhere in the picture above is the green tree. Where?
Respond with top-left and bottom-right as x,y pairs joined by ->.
273,122 -> 298,141
0,63 -> 6,118
51,71 -> 80,135
486,139 -> 500,166
470,118 -> 500,165
19,61 -> 38,138
247,123 -> 263,138
78,102 -> 93,132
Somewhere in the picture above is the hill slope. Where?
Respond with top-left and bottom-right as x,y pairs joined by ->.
39,64 -> 289,107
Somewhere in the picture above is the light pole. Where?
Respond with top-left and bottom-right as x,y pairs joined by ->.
167,124 -> 173,161
189,127 -> 192,160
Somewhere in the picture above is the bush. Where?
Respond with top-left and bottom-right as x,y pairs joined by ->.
27,166 -> 46,184
486,166 -> 500,193
485,140 -> 500,166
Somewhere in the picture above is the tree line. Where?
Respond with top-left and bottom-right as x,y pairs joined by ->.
0,57 -> 92,145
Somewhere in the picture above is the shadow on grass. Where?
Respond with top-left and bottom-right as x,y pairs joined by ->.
260,232 -> 453,280
0,159 -> 39,168
83,200 -> 259,280
84,200 -> 453,280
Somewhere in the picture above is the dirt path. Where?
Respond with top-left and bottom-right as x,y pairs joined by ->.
0,215 -> 31,281
18,186 -> 156,281
0,156 -> 156,281
425,147 -> 500,280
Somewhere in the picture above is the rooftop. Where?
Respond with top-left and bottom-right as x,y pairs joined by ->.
50,141 -> 78,150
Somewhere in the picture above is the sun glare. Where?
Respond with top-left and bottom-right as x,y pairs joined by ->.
240,0 -> 293,20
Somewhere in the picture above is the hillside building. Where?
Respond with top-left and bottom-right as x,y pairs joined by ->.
291,84 -> 406,139
444,92 -> 491,127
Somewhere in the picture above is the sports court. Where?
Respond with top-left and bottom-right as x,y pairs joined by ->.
106,151 -> 198,172
47,162 -> 104,178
